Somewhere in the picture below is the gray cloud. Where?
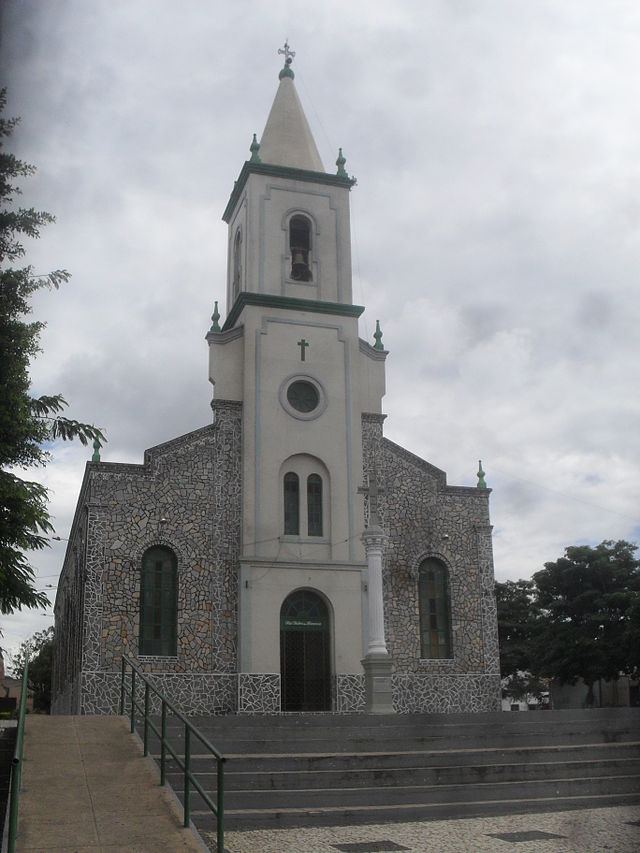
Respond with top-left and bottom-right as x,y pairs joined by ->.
1,0 -> 638,657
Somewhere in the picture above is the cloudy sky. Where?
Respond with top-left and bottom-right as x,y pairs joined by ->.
2,1 -> 639,663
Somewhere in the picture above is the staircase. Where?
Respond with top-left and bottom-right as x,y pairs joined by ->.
154,708 -> 640,833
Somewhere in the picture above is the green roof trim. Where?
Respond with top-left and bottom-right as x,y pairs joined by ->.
373,319 -> 384,350
223,292 -> 364,331
223,161 -> 356,223
210,300 -> 221,332
249,133 -> 261,163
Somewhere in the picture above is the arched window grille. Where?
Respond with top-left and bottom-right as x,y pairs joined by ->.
284,472 -> 300,535
140,546 -> 177,656
418,558 -> 452,659
307,474 -> 323,537
289,215 -> 312,281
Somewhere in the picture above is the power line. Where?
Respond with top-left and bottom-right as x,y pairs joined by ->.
491,466 -> 639,524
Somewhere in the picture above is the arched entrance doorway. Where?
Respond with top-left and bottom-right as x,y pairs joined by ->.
280,589 -> 331,711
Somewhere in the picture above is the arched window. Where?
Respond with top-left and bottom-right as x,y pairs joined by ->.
284,472 -> 300,535
281,456 -> 329,540
232,229 -> 242,299
289,215 -> 312,281
140,546 -> 177,656
307,474 -> 323,537
418,558 -> 452,659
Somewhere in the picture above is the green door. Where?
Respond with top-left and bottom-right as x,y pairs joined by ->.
280,590 -> 331,711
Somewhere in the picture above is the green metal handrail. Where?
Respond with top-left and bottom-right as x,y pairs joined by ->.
7,658 -> 30,853
120,655 -> 225,852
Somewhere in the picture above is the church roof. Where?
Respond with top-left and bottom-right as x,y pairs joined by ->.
258,67 -> 325,172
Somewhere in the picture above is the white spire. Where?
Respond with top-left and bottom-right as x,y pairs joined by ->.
258,56 -> 325,172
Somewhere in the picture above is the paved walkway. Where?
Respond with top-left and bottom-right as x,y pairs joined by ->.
214,804 -> 640,852
15,715 -> 205,852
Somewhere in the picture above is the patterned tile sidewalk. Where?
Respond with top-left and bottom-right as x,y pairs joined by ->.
205,805 -> 640,852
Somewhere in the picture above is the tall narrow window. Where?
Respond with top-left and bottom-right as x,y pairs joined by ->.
140,546 -> 177,656
307,474 -> 323,537
289,215 -> 312,281
232,229 -> 242,299
284,472 -> 300,535
418,559 -> 452,659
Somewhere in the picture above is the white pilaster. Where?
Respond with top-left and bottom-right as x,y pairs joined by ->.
362,525 -> 388,656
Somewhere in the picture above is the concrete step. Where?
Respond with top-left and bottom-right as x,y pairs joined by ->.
183,772 -> 640,811
157,710 -> 640,754
147,708 -> 640,831
191,792 -> 640,831
164,756 -> 640,791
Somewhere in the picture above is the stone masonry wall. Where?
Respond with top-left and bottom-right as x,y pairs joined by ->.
52,477 -> 90,715
53,402 -> 243,715
362,414 -> 500,713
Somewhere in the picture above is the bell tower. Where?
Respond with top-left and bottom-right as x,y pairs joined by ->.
207,46 -> 387,710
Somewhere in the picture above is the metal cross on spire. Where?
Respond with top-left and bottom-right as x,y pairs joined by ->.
278,40 -> 295,67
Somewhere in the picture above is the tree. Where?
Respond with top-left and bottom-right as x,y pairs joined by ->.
495,578 -> 539,677
495,578 -> 548,704
11,626 -> 53,713
532,540 -> 640,705
0,89 -> 105,619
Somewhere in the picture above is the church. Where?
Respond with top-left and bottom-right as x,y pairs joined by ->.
52,48 -> 500,716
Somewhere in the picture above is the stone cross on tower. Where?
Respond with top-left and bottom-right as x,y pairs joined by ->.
358,466 -> 386,529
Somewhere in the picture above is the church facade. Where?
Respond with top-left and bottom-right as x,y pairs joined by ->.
52,54 -> 500,716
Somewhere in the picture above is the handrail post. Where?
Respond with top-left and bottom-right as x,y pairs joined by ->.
143,681 -> 150,756
184,725 -> 191,828
120,655 -> 126,715
160,700 -> 167,786
217,758 -> 225,853
130,667 -> 136,733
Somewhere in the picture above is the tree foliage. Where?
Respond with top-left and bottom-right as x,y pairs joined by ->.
0,89 -> 105,617
495,578 -> 538,677
11,626 -> 53,713
497,540 -> 640,703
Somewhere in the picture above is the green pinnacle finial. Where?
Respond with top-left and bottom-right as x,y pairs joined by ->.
210,301 -> 221,332
278,40 -> 295,79
373,320 -> 384,350
336,147 -> 348,178
91,437 -> 101,463
249,133 -> 261,163
477,460 -> 487,489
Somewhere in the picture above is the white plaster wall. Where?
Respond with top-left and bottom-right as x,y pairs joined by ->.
208,327 -> 244,400
238,561 -> 365,674
228,173 -> 353,304
239,304 -> 366,563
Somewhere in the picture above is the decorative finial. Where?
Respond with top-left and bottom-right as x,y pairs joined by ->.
477,460 -> 487,489
91,437 -> 101,463
278,40 -> 295,79
210,300 -> 221,332
373,320 -> 384,350
249,133 -> 261,163
336,147 -> 348,178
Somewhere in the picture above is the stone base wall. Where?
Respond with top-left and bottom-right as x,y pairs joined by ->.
392,673 -> 501,713
76,670 -> 499,716
81,671 -> 237,715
